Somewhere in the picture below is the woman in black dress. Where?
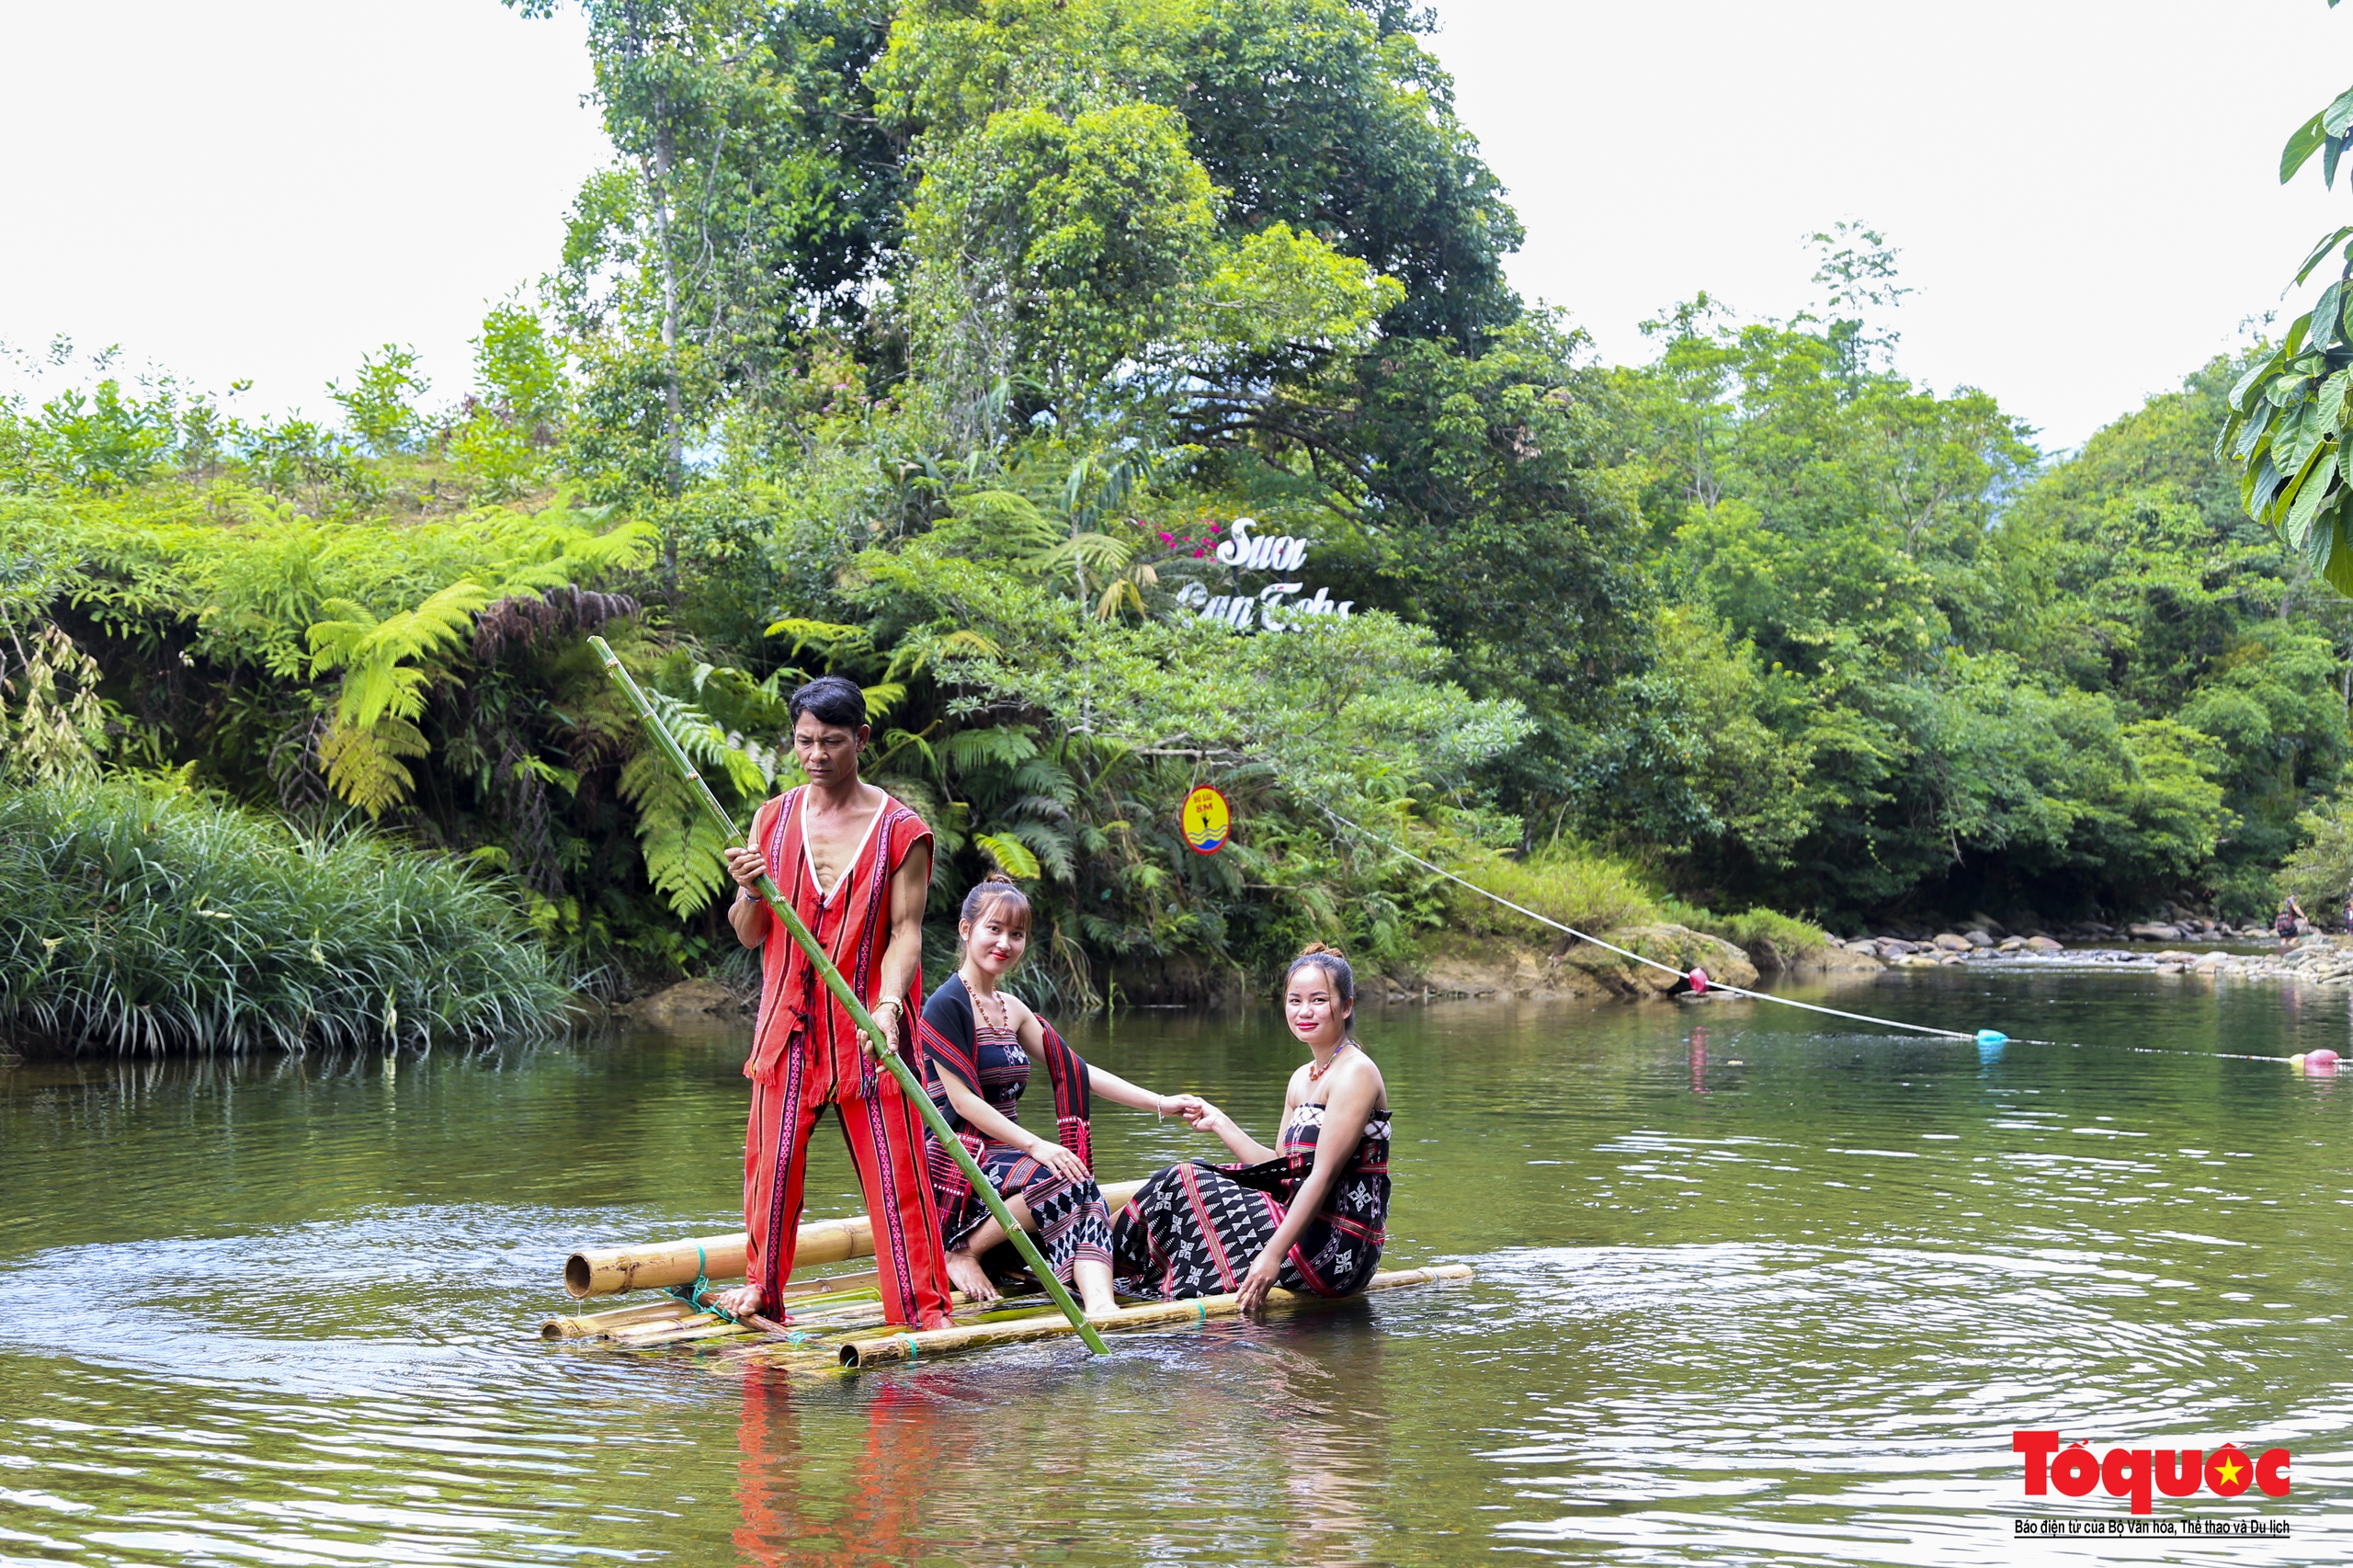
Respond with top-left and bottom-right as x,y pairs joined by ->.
1112,941 -> 1391,1310
918,874 -> 1195,1316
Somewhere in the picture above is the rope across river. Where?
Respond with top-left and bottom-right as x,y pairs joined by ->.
1316,807 -> 1998,1045
1319,808 -> 2345,1072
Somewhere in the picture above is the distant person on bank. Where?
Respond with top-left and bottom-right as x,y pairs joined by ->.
918,873 -> 1201,1316
716,676 -> 955,1330
2278,894 -> 2310,952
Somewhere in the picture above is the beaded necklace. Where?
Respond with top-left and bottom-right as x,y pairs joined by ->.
1307,1038 -> 1356,1084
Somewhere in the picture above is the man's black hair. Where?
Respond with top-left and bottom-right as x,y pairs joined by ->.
789,674 -> 869,731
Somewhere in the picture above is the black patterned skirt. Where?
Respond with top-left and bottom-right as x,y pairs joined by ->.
1109,1156 -> 1386,1301
935,1140 -> 1113,1288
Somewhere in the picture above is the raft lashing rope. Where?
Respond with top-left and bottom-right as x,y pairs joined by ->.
1318,806 -> 2012,1048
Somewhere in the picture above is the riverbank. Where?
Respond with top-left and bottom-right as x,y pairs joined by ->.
1873,930 -> 2353,986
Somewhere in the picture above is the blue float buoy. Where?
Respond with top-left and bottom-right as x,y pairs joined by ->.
1976,1029 -> 2008,1046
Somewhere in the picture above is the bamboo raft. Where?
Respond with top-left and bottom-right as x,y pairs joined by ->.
546,1181 -> 1473,1368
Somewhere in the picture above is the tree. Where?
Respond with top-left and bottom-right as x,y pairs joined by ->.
2216,0 -> 2353,594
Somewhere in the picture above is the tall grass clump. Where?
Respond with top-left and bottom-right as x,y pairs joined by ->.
1664,902 -> 1834,969
0,778 -> 579,1054
1440,841 -> 1661,939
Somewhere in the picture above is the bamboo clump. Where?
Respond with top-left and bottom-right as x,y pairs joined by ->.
831,1265 -> 1475,1369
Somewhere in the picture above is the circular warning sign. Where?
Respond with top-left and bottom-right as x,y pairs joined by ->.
1181,784 -> 1232,855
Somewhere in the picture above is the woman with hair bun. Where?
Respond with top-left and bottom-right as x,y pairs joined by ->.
917,873 -> 1200,1316
1111,941 -> 1391,1311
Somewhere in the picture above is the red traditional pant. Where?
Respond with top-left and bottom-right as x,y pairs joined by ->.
744,1033 -> 955,1330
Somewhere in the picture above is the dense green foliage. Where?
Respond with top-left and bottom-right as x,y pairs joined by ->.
2217,0 -> 2353,596
0,778 -> 576,1053
1608,278 -> 2351,923
7,0 -> 2353,1025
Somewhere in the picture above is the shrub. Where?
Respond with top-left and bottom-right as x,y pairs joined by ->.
0,778 -> 578,1054
1440,840 -> 1661,939
1666,902 -> 1834,968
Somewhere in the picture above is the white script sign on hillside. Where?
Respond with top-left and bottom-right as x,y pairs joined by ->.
1175,518 -> 1354,631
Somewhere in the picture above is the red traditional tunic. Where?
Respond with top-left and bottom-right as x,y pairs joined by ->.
741,786 -> 954,1329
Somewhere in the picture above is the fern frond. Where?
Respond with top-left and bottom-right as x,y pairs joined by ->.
618,748 -> 733,914
1011,756 -> 1078,806
318,716 -> 430,817
765,617 -> 874,659
942,724 -> 1040,773
1003,819 -> 1077,881
973,832 -> 1042,881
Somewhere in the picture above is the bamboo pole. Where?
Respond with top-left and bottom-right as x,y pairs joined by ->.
588,636 -> 1109,1354
563,1182 -> 1148,1299
834,1265 -> 1474,1369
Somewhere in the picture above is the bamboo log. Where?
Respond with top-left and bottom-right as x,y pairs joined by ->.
541,1298 -> 700,1340
835,1264 -> 1474,1369
563,1179 -> 1147,1299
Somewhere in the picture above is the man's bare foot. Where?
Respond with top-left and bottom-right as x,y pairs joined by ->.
713,1283 -> 765,1320
943,1248 -> 998,1302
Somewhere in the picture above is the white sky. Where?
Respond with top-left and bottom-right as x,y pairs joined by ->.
2,1 -> 2348,450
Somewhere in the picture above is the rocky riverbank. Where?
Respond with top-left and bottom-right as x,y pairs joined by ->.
1847,926 -> 2353,986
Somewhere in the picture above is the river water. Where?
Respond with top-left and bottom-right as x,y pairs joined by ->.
3,967 -> 2348,1565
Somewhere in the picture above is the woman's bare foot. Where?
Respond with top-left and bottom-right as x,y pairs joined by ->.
943,1248 -> 999,1302
1074,1259 -> 1119,1317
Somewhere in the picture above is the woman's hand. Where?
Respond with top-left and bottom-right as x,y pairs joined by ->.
1155,1093 -> 1205,1122
1029,1138 -> 1090,1186
1180,1097 -> 1227,1135
1236,1242 -> 1283,1312
722,846 -> 766,892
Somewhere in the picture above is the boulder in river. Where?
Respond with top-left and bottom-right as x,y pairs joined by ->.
2128,922 -> 2181,940
2025,936 -> 2064,953
1932,933 -> 1972,952
621,978 -> 745,1028
1564,925 -> 1759,998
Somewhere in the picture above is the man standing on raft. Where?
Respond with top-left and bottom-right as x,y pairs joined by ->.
715,676 -> 956,1330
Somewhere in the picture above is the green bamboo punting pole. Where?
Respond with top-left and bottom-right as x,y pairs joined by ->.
587,635 -> 1110,1356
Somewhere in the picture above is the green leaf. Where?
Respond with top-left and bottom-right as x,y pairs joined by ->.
2314,283 -> 2345,351
2245,452 -> 2282,518
2234,348 -> 2289,409
2215,410 -> 2246,463
2286,310 -> 2315,358
2323,85 -> 2353,137
2325,509 -> 2353,597
2286,446 -> 2337,540
2229,406 -> 2268,462
2322,367 -> 2352,424
2292,226 -> 2353,288
2285,112 -> 2329,183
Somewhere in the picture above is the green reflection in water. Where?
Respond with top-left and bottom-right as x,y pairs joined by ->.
3,967 -> 2349,1565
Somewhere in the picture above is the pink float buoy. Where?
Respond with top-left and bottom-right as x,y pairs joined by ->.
1688,967 -> 1710,995
2308,1048 -> 2340,1074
